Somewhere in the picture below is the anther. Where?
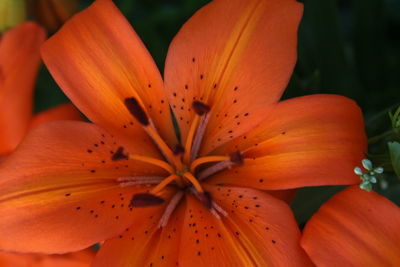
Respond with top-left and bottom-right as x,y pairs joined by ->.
192,101 -> 210,116
111,146 -> 129,161
229,151 -> 244,165
130,193 -> 164,207
124,97 -> 149,126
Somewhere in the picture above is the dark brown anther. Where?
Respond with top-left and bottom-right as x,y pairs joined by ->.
192,101 -> 210,116
130,193 -> 165,207
112,146 -> 128,161
173,144 -> 185,155
198,191 -> 212,209
229,151 -> 244,165
124,97 -> 149,126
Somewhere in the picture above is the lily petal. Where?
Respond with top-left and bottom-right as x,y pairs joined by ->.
301,186 -> 400,266
0,121 -> 165,253
0,22 -> 45,156
164,0 -> 303,150
180,185 -> 312,266
29,102 -> 82,129
95,186 -> 311,266
93,191 -> 183,266
0,248 -> 95,267
41,0 -> 177,154
208,95 -> 366,190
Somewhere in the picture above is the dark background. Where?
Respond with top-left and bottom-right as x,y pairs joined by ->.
33,0 -> 400,225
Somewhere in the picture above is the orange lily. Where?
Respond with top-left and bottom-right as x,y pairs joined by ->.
0,248 -> 95,267
0,22 -> 44,156
301,186 -> 400,266
0,0 -> 366,265
0,21 -> 88,265
0,22 -> 82,159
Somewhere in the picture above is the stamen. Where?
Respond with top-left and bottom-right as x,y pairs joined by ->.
190,155 -> 230,173
130,193 -> 164,207
212,202 -> 228,217
189,187 -> 211,209
124,97 -> 180,169
197,151 -> 244,180
183,115 -> 200,163
190,113 -> 210,162
184,101 -> 211,163
183,172 -> 204,193
117,176 -> 164,187
146,121 -> 183,170
210,208 -> 221,220
229,151 -> 244,165
197,161 -> 233,181
129,154 -> 174,174
158,191 -> 184,228
150,174 -> 181,195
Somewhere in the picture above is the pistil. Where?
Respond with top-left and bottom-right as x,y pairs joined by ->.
183,115 -> 200,163
129,154 -> 175,174
182,172 -> 204,193
150,174 -> 182,194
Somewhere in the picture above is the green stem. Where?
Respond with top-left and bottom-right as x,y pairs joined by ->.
368,129 -> 398,144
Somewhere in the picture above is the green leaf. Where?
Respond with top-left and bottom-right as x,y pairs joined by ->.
388,141 -> 400,178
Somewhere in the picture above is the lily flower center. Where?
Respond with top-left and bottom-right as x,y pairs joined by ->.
112,97 -> 243,227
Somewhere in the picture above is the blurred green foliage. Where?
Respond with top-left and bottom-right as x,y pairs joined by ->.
33,0 -> 400,225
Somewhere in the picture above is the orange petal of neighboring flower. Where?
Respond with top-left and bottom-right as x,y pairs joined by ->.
0,248 -> 95,267
41,0 -> 177,154
0,22 -> 45,156
29,102 -> 83,129
301,186 -> 400,266
0,121 -> 165,253
164,0 -> 303,149
208,95 -> 367,190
